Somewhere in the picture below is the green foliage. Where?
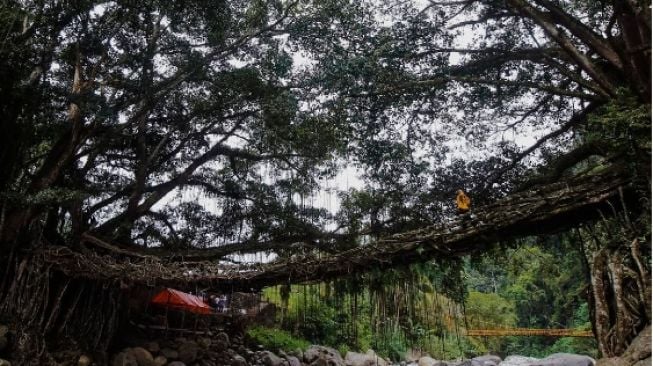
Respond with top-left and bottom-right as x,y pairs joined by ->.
258,234 -> 600,360
246,326 -> 310,353
465,235 -> 598,357
374,327 -> 408,361
465,291 -> 517,354
587,92 -> 652,150
337,344 -> 350,358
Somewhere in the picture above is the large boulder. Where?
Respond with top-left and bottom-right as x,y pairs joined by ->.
499,356 -> 538,366
418,356 -> 447,366
473,355 -> 502,366
262,350 -> 287,366
78,355 -> 92,366
231,355 -> 248,366
305,345 -> 345,366
128,347 -> 156,366
112,352 -> 138,366
345,351 -> 372,366
287,356 -> 302,366
531,353 -> 594,366
216,332 -> 231,349
367,349 -> 390,366
216,331 -> 230,342
345,350 -> 388,366
405,349 -> 427,363
178,342 -> 200,365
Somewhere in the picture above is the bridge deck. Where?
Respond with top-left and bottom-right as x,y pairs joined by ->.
41,169 -> 632,289
466,328 -> 594,337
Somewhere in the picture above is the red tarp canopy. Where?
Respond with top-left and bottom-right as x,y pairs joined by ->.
150,288 -> 212,315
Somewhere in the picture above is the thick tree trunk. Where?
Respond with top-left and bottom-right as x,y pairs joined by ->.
584,223 -> 651,358
0,252 -> 124,365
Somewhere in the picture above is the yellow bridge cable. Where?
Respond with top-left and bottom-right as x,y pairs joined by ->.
466,328 -> 593,337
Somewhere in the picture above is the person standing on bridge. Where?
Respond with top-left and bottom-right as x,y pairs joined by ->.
456,189 -> 471,215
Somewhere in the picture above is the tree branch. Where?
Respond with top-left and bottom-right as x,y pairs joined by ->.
485,102 -> 601,187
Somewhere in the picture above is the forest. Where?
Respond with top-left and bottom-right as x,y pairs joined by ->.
0,0 -> 650,365
253,236 -> 598,360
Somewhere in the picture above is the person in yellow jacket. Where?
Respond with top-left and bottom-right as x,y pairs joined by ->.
456,189 -> 471,215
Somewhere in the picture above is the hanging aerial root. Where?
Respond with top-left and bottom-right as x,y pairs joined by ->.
0,254 -> 123,365
33,169 -> 633,290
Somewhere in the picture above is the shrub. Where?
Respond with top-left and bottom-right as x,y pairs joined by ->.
246,326 -> 310,353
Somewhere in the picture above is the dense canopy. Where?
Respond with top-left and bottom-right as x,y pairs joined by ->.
0,0 -> 649,363
0,0 -> 649,254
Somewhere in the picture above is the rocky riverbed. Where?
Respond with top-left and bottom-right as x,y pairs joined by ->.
0,324 -> 649,366
86,329 -> 647,366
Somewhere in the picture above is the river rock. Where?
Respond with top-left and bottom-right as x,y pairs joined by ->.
531,353 -> 594,366
0,337 -> 7,352
178,342 -> 200,364
345,351 -> 370,366
419,356 -> 447,366
213,334 -> 229,351
0,325 -> 8,337
232,355 -> 248,366
160,348 -> 178,360
305,345 -> 345,366
78,355 -> 92,366
345,350 -> 388,366
113,352 -> 138,366
0,359 -> 10,366
129,347 -> 156,366
167,362 -> 186,366
153,356 -> 167,366
287,356 -> 302,366
499,356 -> 538,366
473,355 -> 502,366
146,341 -> 160,354
262,350 -> 287,366
217,331 -> 230,343
197,337 -> 212,349
405,349 -> 426,363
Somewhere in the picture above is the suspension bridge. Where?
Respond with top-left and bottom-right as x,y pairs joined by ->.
465,328 -> 593,337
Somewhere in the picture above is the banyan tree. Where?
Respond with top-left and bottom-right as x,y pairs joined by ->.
0,0 -> 649,364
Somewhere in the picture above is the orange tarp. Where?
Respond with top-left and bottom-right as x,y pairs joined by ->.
150,288 -> 212,315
